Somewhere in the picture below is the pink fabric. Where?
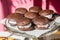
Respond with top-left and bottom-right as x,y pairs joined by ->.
0,0 -> 60,31
11,0 -> 33,13
0,1 -> 5,32
49,0 -> 60,15
0,0 -> 33,31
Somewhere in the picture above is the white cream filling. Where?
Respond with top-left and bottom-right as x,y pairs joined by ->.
18,23 -> 32,28
37,24 -> 49,28
9,21 -> 16,25
44,14 -> 52,19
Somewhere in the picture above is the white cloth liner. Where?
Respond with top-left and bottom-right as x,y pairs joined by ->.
0,16 -> 60,40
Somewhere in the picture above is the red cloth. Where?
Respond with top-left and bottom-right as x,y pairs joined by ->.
0,0 -> 60,31
34,0 -> 60,15
49,0 -> 60,15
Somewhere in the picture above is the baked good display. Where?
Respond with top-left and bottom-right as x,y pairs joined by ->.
6,7 -> 57,31
39,10 -> 55,20
15,8 -> 28,14
2,6 -> 59,40
24,12 -> 38,19
17,17 -> 33,31
7,13 -> 23,26
33,16 -> 49,30
29,6 -> 42,13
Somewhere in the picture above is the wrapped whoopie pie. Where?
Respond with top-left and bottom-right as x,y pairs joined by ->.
17,17 -> 34,31
33,16 -> 50,30
24,12 -> 38,19
39,10 -> 55,21
7,13 -> 23,26
15,8 -> 28,14
29,6 -> 42,13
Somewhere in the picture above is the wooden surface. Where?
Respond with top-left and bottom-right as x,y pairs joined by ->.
55,31 -> 60,34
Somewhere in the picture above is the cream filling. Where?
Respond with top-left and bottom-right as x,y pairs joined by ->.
18,23 -> 32,28
37,24 -> 49,28
44,14 -> 52,19
9,21 -> 16,25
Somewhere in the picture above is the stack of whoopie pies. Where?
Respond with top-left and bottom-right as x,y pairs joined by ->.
7,6 -> 56,31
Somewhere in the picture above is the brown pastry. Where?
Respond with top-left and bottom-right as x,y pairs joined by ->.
33,16 -> 49,30
15,8 -> 28,14
24,12 -> 38,19
7,13 -> 23,26
29,6 -> 42,13
17,17 -> 33,31
39,10 -> 55,20
0,37 -> 14,40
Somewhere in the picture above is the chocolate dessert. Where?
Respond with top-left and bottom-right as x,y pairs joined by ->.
33,16 -> 49,30
29,6 -> 42,13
